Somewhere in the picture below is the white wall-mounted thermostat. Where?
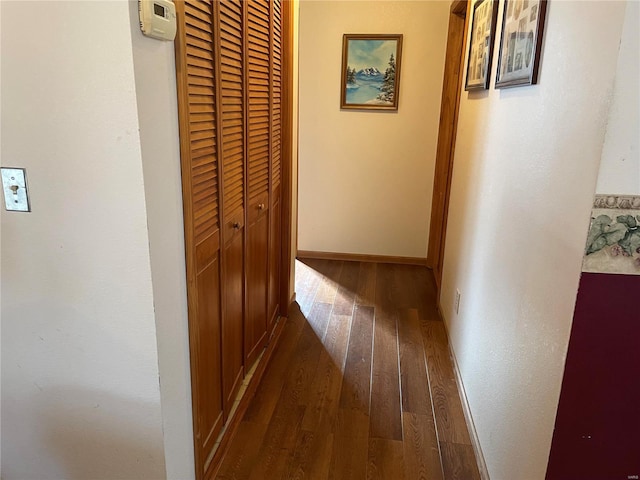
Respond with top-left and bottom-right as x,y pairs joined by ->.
139,0 -> 176,41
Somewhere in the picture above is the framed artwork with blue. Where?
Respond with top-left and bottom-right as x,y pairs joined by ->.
340,34 -> 403,111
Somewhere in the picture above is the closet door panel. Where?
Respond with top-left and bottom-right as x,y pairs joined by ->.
246,211 -> 269,367
195,255 -> 222,458
221,232 -> 244,411
245,0 -> 271,362
174,0 -> 224,475
268,187 -> 281,328
219,0 -> 245,230
217,0 -> 245,416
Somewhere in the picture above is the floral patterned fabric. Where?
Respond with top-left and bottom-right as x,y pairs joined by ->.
583,195 -> 640,275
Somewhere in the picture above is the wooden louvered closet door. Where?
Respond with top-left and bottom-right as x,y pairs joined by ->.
244,0 -> 271,367
216,0 -> 245,417
174,0 -> 290,478
174,0 -> 224,473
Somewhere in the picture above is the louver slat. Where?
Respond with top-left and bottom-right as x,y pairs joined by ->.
246,0 -> 271,204
219,0 -> 245,224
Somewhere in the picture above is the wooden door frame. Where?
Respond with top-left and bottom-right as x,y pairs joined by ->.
427,0 -> 469,291
279,0 -> 294,315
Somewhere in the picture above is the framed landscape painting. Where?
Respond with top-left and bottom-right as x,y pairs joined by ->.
340,34 -> 403,111
495,0 -> 548,88
465,0 -> 499,90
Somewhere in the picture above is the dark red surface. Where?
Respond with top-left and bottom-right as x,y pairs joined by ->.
546,273 -> 640,480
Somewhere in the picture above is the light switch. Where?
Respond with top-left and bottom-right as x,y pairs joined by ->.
2,167 -> 31,212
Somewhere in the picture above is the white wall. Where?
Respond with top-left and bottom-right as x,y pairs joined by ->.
440,1 -> 628,479
1,2 -> 166,478
127,2 -> 195,479
297,0 -> 449,259
595,0 -> 639,195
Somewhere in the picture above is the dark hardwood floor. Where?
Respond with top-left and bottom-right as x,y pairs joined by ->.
217,259 -> 481,479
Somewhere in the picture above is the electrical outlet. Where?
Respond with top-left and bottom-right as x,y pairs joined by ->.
454,289 -> 461,314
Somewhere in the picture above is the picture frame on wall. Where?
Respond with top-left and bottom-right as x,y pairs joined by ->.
340,34 -> 403,111
495,0 -> 548,88
465,0 -> 499,91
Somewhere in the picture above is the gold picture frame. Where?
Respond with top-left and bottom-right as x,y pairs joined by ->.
340,34 -> 403,111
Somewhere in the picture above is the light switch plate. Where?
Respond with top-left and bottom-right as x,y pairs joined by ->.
2,167 -> 31,212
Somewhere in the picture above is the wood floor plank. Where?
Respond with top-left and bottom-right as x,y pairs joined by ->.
356,262 -> 377,307
403,413 -> 444,480
243,304 -> 305,425
338,305 -> 374,412
216,420 -> 268,480
295,259 -> 323,315
398,308 -> 433,415
313,260 -> 343,304
423,320 -> 472,445
247,405 -> 306,480
374,263 -> 396,310
294,259 -> 314,304
366,438 -> 405,480
390,264 -> 414,309
411,267 -> 440,323
330,304 -> 374,479
369,370 -> 403,441
289,303 -> 332,407
370,264 -> 402,441
371,310 -> 399,376
330,409 -> 370,480
301,314 -> 352,431
306,301 -> 333,340
285,423 -> 334,480
332,260 -> 360,316
324,314 -> 353,367
439,441 -> 481,480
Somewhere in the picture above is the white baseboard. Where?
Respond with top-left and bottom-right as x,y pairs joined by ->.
438,302 -> 491,480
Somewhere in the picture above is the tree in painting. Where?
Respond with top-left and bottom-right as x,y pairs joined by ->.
376,53 -> 396,103
346,66 -> 357,85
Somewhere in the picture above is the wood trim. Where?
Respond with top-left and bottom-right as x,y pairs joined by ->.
427,0 -> 469,291
241,0 -> 250,372
452,0 -> 467,16
208,314 -> 288,479
436,298 -> 490,480
266,0 -> 275,331
297,250 -> 428,267
279,0 -> 294,317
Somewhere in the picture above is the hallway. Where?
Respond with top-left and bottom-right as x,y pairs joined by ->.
217,259 -> 481,479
